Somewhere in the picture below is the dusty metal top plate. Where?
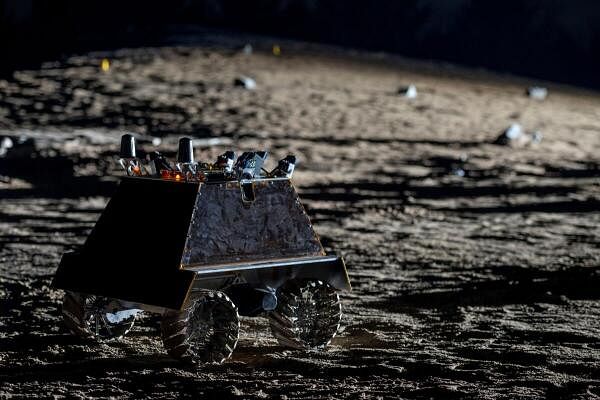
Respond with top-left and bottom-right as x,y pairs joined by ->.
182,179 -> 325,268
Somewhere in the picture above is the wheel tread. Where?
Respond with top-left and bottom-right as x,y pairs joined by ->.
268,280 -> 342,350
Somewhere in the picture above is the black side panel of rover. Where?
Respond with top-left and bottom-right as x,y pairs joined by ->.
53,178 -> 198,310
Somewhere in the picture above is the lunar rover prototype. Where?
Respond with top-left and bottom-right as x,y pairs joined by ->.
53,135 -> 350,364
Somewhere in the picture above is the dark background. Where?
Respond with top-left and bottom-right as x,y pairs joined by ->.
2,0 -> 600,87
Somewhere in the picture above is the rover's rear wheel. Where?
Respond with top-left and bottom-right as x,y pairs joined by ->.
268,279 -> 342,350
61,291 -> 137,340
161,291 -> 240,364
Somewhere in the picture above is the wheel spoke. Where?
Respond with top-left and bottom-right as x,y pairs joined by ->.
101,314 -> 113,336
94,314 -> 100,336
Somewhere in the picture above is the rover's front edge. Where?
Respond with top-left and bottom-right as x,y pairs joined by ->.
179,176 -> 351,297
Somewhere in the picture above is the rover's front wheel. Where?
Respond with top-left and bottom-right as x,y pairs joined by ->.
61,291 -> 137,340
268,279 -> 342,350
161,291 -> 240,364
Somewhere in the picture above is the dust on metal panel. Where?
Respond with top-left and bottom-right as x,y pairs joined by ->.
182,179 -> 324,267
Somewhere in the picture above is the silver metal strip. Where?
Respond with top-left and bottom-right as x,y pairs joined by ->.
185,255 -> 339,274
123,176 -> 291,184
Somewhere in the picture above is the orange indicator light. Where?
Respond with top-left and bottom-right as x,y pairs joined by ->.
158,170 -> 188,182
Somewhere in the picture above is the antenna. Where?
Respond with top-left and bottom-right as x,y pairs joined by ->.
118,134 -> 142,176
176,137 -> 197,176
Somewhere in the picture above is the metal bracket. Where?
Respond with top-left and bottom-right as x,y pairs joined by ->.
240,180 -> 256,203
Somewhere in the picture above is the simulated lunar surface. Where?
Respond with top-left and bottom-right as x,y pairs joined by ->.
0,32 -> 599,399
